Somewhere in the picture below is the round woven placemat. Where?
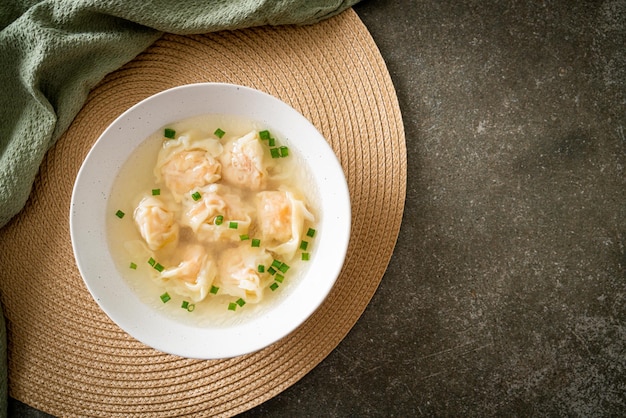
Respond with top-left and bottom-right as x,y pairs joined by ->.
0,9 -> 405,417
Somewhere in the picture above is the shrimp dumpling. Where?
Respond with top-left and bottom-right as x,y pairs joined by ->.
180,184 -> 253,243
133,195 -> 179,251
156,133 -> 223,200
215,245 -> 273,303
256,190 -> 314,259
219,131 -> 268,190
158,244 -> 217,302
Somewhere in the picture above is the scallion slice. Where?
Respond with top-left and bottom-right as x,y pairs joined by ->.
129,262 -> 137,270
306,228 -> 316,238
270,148 -> 280,159
279,146 -> 289,157
267,266 -> 277,275
299,240 -> 309,251
160,292 -> 171,303
210,285 -> 219,295
271,259 -> 282,269
229,221 -> 238,229
187,304 -> 195,312
214,128 -> 225,139
236,298 -> 246,307
154,263 -> 164,272
164,128 -> 176,139
269,282 -> 279,291
302,252 -> 310,261
115,210 -> 125,219
275,274 -> 285,283
251,238 -> 261,247
268,137 -> 276,147
148,257 -> 156,267
240,234 -> 249,241
278,263 -> 290,273
228,302 -> 237,311
258,264 -> 265,273
259,130 -> 271,140
191,191 -> 202,201
152,188 -> 160,196
214,215 -> 224,225
181,300 -> 189,310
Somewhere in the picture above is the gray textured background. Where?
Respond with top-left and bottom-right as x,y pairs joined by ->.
10,0 -> 625,416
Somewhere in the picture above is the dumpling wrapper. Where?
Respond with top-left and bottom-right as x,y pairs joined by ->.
155,133 -> 223,201
219,130 -> 268,191
133,195 -> 179,251
157,244 -> 217,303
215,244 -> 273,304
256,189 -> 314,260
180,183 -> 253,243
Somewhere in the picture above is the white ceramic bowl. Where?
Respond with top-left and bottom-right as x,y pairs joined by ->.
70,83 -> 350,359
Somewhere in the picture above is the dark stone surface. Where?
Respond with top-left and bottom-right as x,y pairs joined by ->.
10,0 -> 626,416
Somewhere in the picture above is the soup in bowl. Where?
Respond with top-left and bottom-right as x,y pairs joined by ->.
70,83 -> 351,359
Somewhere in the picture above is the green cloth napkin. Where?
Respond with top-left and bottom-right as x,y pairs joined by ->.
0,1 -> 359,415
0,0 -> 359,229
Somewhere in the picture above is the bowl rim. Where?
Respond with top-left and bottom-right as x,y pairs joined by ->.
70,82 -> 351,359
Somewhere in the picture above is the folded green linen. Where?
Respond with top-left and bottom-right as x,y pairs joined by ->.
0,0 -> 360,230
0,1 -> 359,415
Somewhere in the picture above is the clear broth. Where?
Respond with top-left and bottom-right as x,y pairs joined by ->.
107,114 -> 319,327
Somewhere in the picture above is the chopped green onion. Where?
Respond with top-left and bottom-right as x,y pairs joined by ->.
268,266 -> 277,275
306,228 -> 316,238
115,210 -> 125,219
214,215 -> 224,225
278,263 -> 290,273
270,148 -> 280,158
164,128 -> 176,139
251,238 -> 261,247
275,274 -> 285,283
269,282 -> 279,291
240,234 -> 249,241
191,191 -> 202,201
236,298 -> 246,307
259,130 -> 271,140
228,302 -> 237,311
302,252 -> 310,261
271,259 -> 283,269
258,264 -> 265,273
152,188 -> 160,196
129,262 -> 137,270
229,221 -> 238,229
214,128 -> 225,139
300,240 -> 309,251
160,292 -> 171,303
268,137 -> 276,147
210,285 -> 219,295
180,301 -> 195,312
154,263 -> 164,272
148,257 -> 156,267
279,146 -> 289,157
